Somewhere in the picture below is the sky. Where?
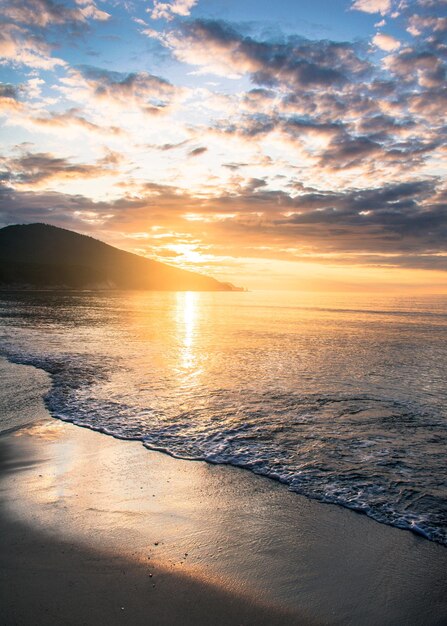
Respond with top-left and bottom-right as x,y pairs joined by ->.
0,0 -> 446,291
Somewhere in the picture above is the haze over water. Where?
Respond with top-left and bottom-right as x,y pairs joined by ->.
1,290 -> 446,544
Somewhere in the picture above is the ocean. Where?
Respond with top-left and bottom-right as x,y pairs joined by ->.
1,290 -> 446,545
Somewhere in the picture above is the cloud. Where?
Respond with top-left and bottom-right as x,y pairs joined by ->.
351,0 -> 392,15
383,46 -> 446,88
0,83 -> 20,100
188,146 -> 207,157
0,150 -> 119,188
211,179 -> 447,263
373,33 -> 401,51
1,0 -> 110,28
154,140 -> 191,151
0,0 -> 109,73
0,23 -> 65,69
319,134 -> 383,169
18,108 -> 124,137
208,96 -> 441,179
150,0 -> 198,21
0,84 -> 124,138
0,83 -> 25,114
146,19 -> 369,86
75,0 -> 110,22
407,87 -> 447,118
407,14 -> 447,37
1,174 -> 446,270
416,0 -> 447,9
138,17 -> 445,188
59,66 -> 181,115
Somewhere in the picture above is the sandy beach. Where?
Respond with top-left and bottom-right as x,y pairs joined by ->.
1,359 -> 447,625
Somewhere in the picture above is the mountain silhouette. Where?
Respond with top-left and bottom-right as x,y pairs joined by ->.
0,223 -> 240,291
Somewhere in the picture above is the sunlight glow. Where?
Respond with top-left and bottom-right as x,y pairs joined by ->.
175,291 -> 198,371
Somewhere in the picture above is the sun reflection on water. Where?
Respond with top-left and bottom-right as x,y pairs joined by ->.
176,291 -> 198,372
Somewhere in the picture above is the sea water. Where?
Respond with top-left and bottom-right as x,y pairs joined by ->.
0,290 -> 446,544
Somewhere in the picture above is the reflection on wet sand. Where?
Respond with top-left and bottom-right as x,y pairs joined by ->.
2,413 -> 447,626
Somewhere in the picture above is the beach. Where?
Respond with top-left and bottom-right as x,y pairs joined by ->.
1,359 -> 447,625
2,0 -> 446,618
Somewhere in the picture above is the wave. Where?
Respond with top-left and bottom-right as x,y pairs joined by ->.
2,346 -> 446,548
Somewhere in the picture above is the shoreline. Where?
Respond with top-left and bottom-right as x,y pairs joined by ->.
3,353 -> 444,548
1,359 -> 447,624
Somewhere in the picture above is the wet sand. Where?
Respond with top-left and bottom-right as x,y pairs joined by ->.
1,360 -> 447,625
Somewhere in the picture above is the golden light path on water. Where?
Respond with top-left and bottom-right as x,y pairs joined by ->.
176,292 -> 198,373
